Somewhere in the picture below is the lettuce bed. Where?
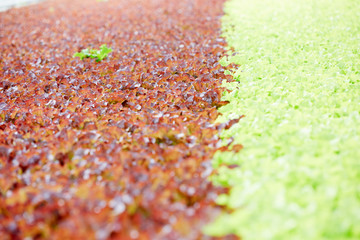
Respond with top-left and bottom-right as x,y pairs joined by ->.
0,0 -> 235,238
205,0 -> 360,239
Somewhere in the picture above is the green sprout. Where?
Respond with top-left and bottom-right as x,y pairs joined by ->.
73,44 -> 112,62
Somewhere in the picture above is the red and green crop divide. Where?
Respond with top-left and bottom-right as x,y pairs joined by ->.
3,0 -> 358,239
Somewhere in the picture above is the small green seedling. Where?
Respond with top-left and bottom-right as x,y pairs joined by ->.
73,44 -> 112,62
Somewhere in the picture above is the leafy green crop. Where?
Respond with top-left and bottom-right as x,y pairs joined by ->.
73,44 -> 112,62
204,0 -> 360,239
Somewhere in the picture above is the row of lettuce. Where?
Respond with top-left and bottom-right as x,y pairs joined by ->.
206,0 -> 360,239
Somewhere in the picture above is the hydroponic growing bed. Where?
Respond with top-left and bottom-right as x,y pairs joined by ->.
0,0 -> 240,239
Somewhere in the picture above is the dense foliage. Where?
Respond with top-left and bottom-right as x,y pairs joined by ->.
205,0 -> 360,239
0,0 -> 240,239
